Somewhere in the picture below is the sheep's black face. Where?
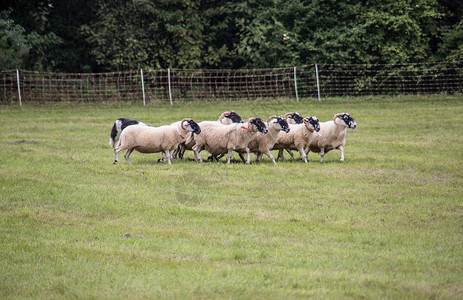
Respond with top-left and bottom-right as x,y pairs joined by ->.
227,111 -> 244,123
188,120 -> 201,134
252,118 -> 268,134
339,113 -> 356,129
307,117 -> 320,132
291,112 -> 304,124
277,117 -> 290,133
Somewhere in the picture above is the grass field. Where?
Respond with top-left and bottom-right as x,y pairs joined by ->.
1,96 -> 462,299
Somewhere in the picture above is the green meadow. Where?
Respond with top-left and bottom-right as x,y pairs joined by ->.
1,96 -> 462,299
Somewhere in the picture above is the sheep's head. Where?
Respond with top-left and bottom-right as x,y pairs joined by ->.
249,117 -> 268,134
303,116 -> 320,132
268,115 -> 290,133
284,112 -> 304,124
335,113 -> 356,129
219,111 -> 244,124
228,111 -> 244,123
278,117 -> 290,133
292,112 -> 304,124
181,118 -> 201,134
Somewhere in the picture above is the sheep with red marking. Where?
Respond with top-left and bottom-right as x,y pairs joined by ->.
192,117 -> 268,164
238,115 -> 290,164
272,116 -> 321,163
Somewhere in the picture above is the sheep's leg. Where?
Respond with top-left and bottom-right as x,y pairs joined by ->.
256,152 -> 263,163
320,148 -> 325,163
339,146 -> 344,162
158,153 -> 167,163
304,147 -> 310,163
165,150 -> 172,165
195,152 -> 203,163
277,149 -> 286,162
263,150 -> 276,165
227,150 -> 233,164
298,147 -> 308,163
209,155 -> 220,162
245,148 -> 251,164
192,145 -> 203,163
286,149 -> 296,160
171,147 -> 178,160
238,153 -> 246,163
124,148 -> 134,165
177,144 -> 185,160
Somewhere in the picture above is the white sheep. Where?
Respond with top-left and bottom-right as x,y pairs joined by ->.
272,116 -> 321,163
307,112 -> 356,162
237,115 -> 290,164
192,117 -> 268,164
175,111 -> 244,160
279,112 -> 304,160
109,118 -> 147,148
113,118 -> 201,165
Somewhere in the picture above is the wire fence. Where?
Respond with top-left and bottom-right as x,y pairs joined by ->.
1,61 -> 462,105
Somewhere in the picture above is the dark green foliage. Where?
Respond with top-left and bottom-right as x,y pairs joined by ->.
1,0 -> 461,72
0,9 -> 30,69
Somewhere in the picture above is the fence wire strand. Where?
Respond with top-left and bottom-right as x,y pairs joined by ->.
1,62 -> 462,104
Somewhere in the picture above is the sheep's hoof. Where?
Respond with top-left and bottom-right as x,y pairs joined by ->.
113,160 -> 118,164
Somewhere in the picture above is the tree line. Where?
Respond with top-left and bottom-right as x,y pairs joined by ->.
1,0 -> 462,73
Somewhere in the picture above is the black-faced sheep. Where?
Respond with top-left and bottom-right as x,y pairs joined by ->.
114,118 -> 201,165
272,116 -> 321,163
192,117 -> 268,164
307,112 -> 356,162
238,115 -> 290,164
175,111 -> 244,160
284,112 -> 304,125
279,112 -> 304,160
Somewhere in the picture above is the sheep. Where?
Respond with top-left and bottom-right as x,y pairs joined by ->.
278,112 -> 304,160
237,115 -> 290,164
272,116 -> 321,163
175,111 -> 244,160
109,118 -> 148,148
113,118 -> 201,165
192,117 -> 268,164
284,112 -> 304,124
307,112 -> 357,162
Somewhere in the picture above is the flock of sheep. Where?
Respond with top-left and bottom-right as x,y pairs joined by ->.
110,111 -> 357,165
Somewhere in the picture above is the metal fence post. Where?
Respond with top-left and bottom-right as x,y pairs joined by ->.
16,69 -> 22,106
294,67 -> 299,103
315,64 -> 321,102
168,68 -> 173,106
140,68 -> 146,106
